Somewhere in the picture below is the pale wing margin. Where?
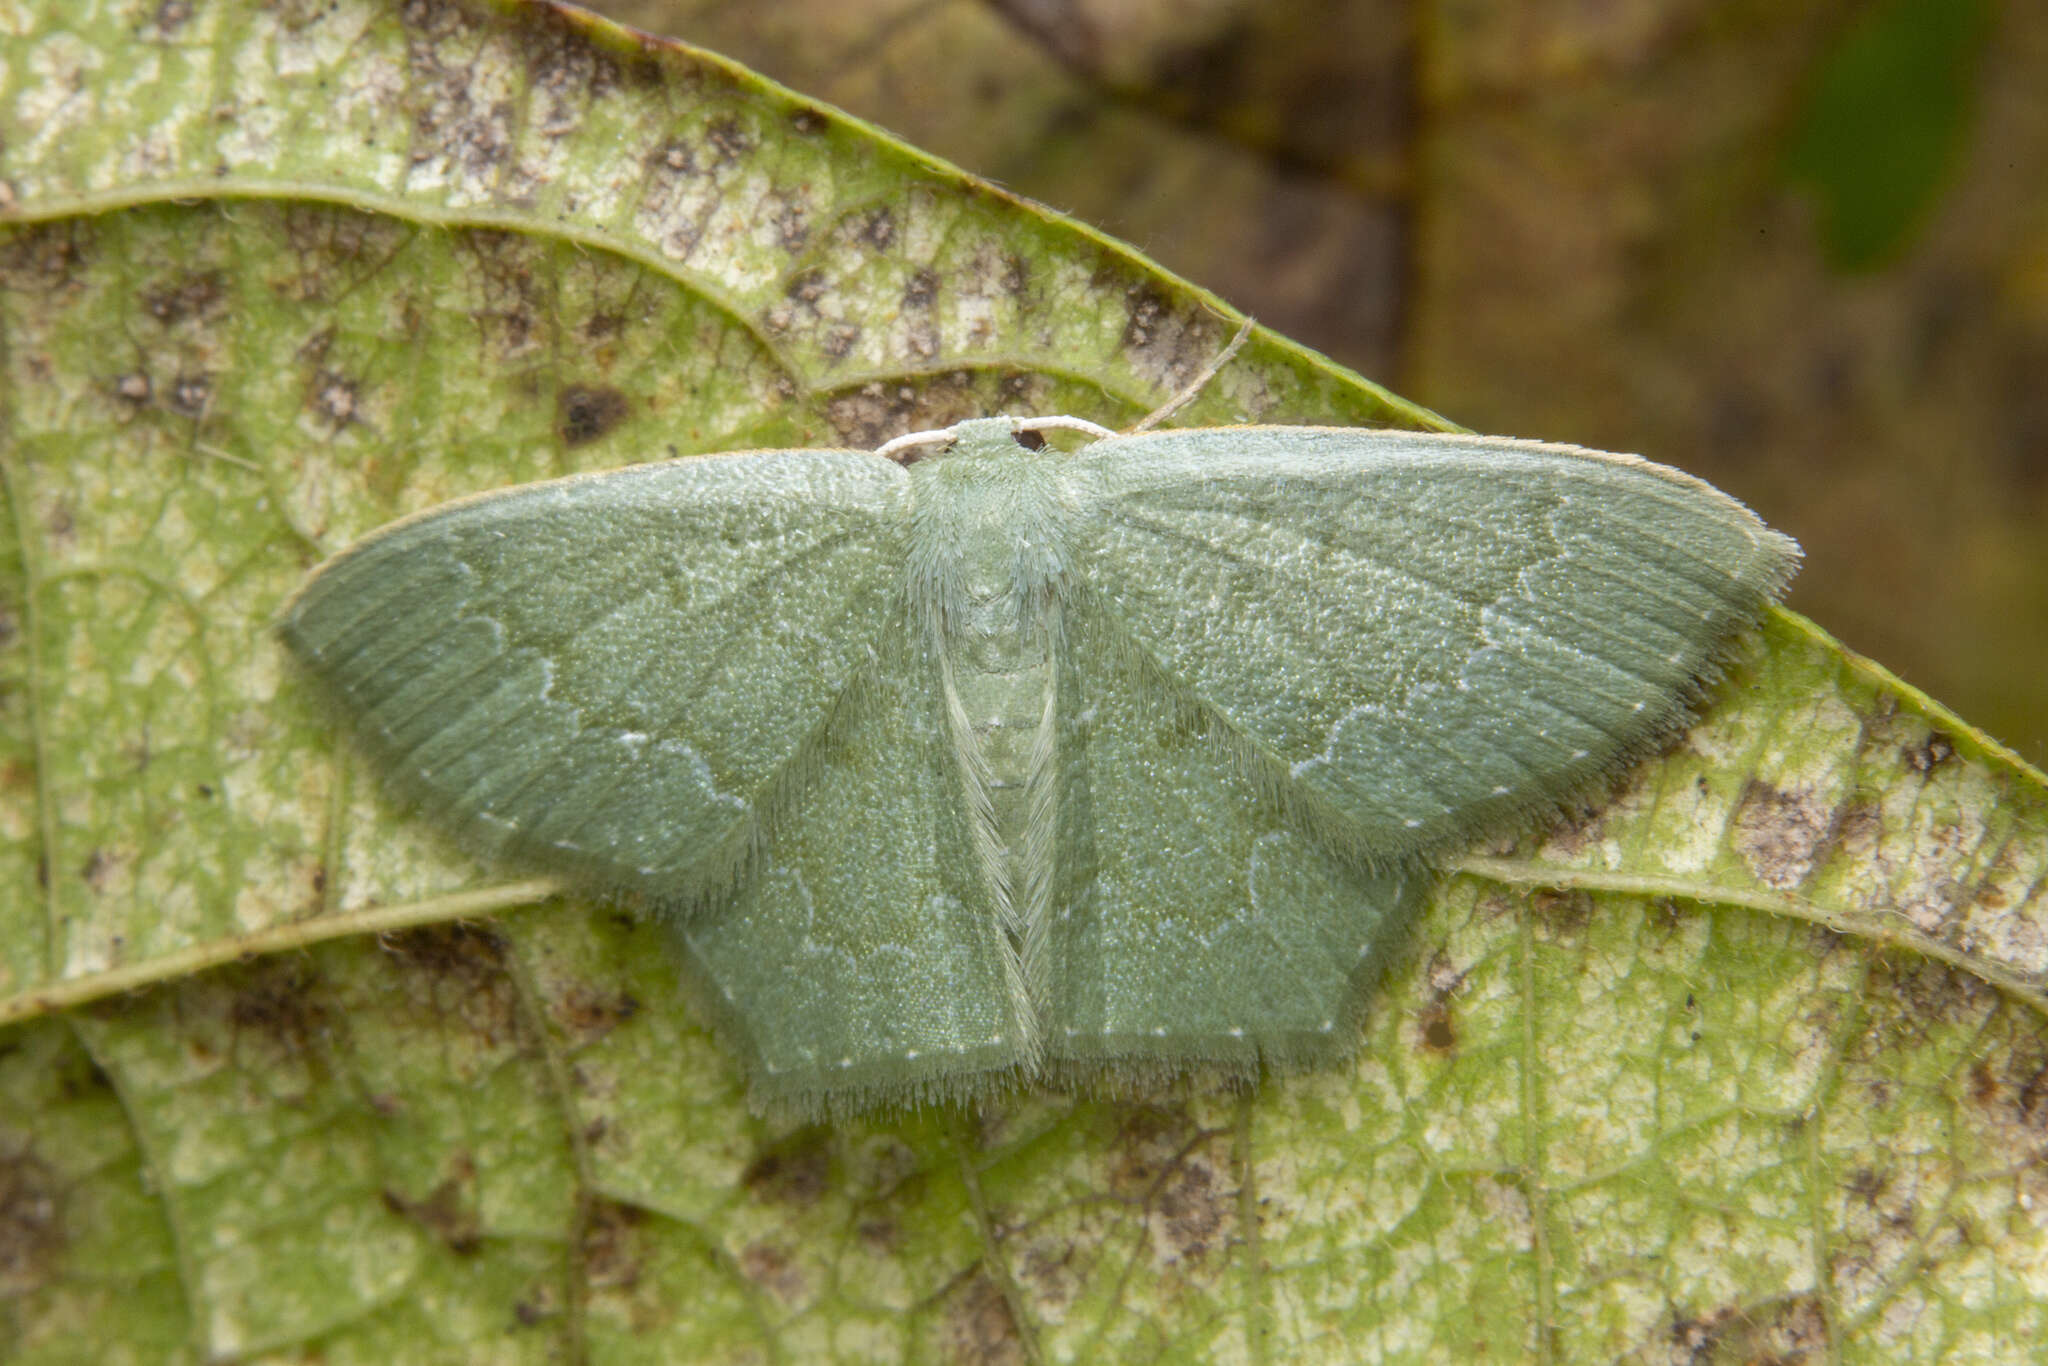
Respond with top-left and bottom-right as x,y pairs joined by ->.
279,449 -> 911,909
1067,427 -> 1800,861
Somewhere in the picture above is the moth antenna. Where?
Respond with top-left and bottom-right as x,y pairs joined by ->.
875,426 -> 961,463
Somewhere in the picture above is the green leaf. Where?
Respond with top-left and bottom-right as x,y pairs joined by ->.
2,2 -> 2044,1361
1783,0 -> 1991,271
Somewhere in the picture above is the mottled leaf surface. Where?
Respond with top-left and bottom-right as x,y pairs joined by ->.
3,2 -> 2047,1362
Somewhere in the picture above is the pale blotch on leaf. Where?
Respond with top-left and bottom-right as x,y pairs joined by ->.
278,416 -> 1799,1116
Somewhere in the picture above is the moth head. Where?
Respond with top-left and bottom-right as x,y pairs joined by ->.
874,414 -> 1115,465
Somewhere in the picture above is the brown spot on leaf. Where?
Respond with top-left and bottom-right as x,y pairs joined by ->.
40,503 -> 72,542
647,138 -> 697,177
822,322 -> 861,359
858,207 -> 897,250
1668,1292 -> 1830,1361
789,107 -> 829,135
79,848 -> 120,893
276,205 -> 411,304
408,62 -> 514,184
1867,958 -> 1997,1056
385,921 -> 510,979
743,1130 -> 833,1206
772,199 -> 809,252
551,985 -> 638,1044
1731,780 -> 1838,890
824,371 -> 989,448
0,1147 -> 64,1295
149,0 -> 193,33
1015,1238 -> 1079,1309
1417,1001 -> 1457,1053
1831,798 -> 1882,861
1904,730 -> 1956,773
140,270 -> 225,325
1149,1152 -> 1227,1264
738,1240 -> 807,1303
937,1273 -> 1026,1366
902,268 -> 937,311
1120,284 -> 1174,350
166,373 -> 212,419
785,269 -> 828,306
111,371 -> 152,408
580,1198 -> 646,1290
383,1165 -> 482,1255
1968,1059 -> 2001,1107
1955,1027 -> 2048,1184
0,219 -> 90,294
454,230 -> 546,357
523,6 -> 629,122
1108,1105 -> 1233,1266
1118,284 -> 1225,392
310,370 -> 363,429
703,115 -> 753,164
221,959 -> 334,1067
1536,796 -> 1612,859
381,922 -> 523,1047
1530,888 -> 1594,934
556,383 -> 631,446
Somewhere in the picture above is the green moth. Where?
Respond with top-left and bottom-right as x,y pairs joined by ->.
279,417 -> 1799,1116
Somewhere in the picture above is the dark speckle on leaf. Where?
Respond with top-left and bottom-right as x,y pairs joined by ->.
311,370 -> 363,428
1530,888 -> 1593,933
167,373 -> 212,418
1905,731 -> 1956,773
859,208 -> 896,250
739,1240 -> 808,1303
79,848 -> 117,893
383,1170 -> 482,1255
1732,780 -> 1840,890
704,115 -> 753,163
580,1198 -> 648,1290
939,1273 -> 1026,1366
150,0 -> 193,33
226,959 -> 331,1059
111,372 -> 152,407
786,269 -> 827,305
0,1148 -> 65,1294
1418,1002 -> 1457,1052
140,269 -> 225,325
743,1130 -> 833,1206
1000,253 -> 1029,295
552,985 -> 639,1043
557,383 -> 631,446
385,922 -> 509,979
822,322 -> 861,359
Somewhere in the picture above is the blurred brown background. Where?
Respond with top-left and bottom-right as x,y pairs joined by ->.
590,0 -> 2048,761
